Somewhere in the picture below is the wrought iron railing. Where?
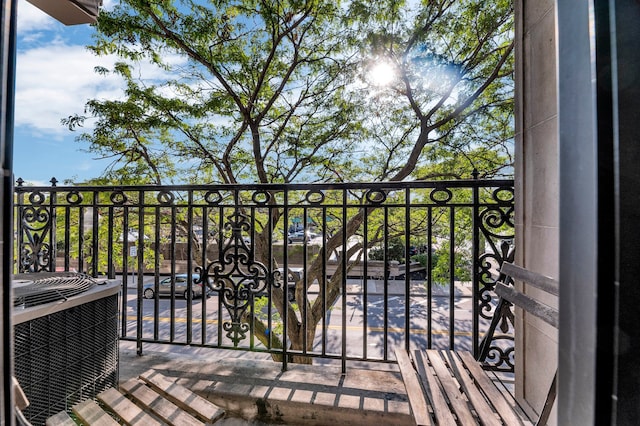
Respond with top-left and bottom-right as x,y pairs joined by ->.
14,177 -> 515,372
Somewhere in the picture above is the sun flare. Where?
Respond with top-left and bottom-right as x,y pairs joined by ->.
369,61 -> 396,87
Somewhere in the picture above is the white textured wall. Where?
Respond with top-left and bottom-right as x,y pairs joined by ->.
514,0 -> 559,422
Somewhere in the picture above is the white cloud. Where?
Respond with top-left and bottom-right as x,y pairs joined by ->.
15,44 -> 191,136
16,1 -> 56,33
15,0 -> 190,138
15,42 -> 124,134
15,0 -> 126,135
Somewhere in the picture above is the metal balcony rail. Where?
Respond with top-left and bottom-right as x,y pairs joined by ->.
14,177 -> 514,373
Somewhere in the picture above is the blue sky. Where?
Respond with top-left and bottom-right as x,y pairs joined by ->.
13,0 -> 122,185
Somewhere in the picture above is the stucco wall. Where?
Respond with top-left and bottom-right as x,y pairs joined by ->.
514,0 -> 559,422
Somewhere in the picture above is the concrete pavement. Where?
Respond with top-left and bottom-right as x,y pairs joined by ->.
119,341 -> 413,425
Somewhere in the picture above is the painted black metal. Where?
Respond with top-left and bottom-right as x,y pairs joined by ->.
449,208 -> 455,350
610,2 -> 640,423
13,179 -> 514,372
197,208 -> 270,347
185,191 -> 193,345
382,205 -> 389,361
403,188 -> 411,352
426,207 -> 433,350
1,0 -> 18,421
477,263 -> 515,372
471,171 -> 480,358
341,189 -> 348,373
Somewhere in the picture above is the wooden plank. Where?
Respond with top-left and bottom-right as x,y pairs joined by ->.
426,350 -> 478,426
72,399 -> 120,426
98,387 -> 163,426
394,349 -> 432,426
443,351 -> 502,426
45,411 -> 77,426
495,283 -> 559,328
13,377 -> 29,411
139,369 -> 225,423
458,351 -> 524,426
120,378 -> 203,426
500,263 -> 559,296
413,350 -> 457,426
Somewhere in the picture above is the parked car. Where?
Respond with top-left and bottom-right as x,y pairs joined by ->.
143,274 -> 205,299
287,230 -> 315,243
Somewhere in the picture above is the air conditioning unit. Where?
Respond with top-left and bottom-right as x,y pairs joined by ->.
13,273 -> 120,425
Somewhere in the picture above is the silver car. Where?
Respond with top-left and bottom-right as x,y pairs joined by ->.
143,274 -> 204,299
287,230 -> 314,243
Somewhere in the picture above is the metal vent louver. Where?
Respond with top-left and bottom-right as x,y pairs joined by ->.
12,274 -> 119,425
13,272 -> 99,308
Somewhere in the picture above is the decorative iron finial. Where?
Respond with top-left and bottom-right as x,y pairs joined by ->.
50,177 -> 58,187
471,169 -> 479,180
16,177 -> 24,186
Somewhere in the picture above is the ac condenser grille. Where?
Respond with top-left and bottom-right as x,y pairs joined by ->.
13,272 -> 98,308
14,293 -> 119,426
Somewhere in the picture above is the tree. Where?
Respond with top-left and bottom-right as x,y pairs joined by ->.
64,0 -> 514,362
67,0 -> 360,185
345,0 -> 514,182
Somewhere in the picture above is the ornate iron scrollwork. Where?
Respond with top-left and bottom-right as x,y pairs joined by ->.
197,208 -> 277,346
476,186 -> 516,372
478,239 -> 515,319
477,280 -> 516,371
19,200 -> 52,273
481,337 -> 515,372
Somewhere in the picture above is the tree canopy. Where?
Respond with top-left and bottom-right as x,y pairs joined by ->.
65,0 -> 514,185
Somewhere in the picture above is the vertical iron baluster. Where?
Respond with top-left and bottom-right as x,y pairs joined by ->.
201,204 -> 209,346
107,205 -> 114,279
471,172 -> 480,357
341,189 -> 348,373
91,190 -> 99,277
217,205 -> 224,347
449,207 -> 455,350
170,204 -> 177,343
78,205 -> 84,273
119,203 -> 127,337
302,207 -> 308,356
137,191 -> 145,345
267,203 -> 274,351
404,188 -> 411,350
64,205 -> 71,272
16,188 -> 24,274
15,184 -> 21,274
362,203 -> 369,359
427,207 -> 433,349
186,190 -> 194,344
383,206 -> 389,361
153,202 -> 161,341
321,206 -> 327,357
282,191 -> 289,371
48,185 -> 56,272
